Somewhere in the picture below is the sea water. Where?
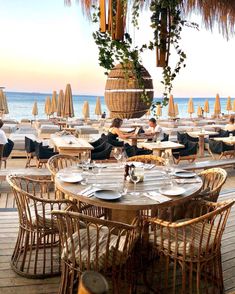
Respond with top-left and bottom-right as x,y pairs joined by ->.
4,91 -> 233,121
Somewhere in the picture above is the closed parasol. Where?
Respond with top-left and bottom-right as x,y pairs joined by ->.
45,96 -> 52,117
51,91 -> 57,115
204,99 -> 210,116
226,96 -> 232,113
214,94 -> 221,117
63,84 -> 74,118
0,90 -> 5,116
168,95 -> 175,118
188,98 -> 194,118
95,97 -> 102,116
3,93 -> 9,115
32,101 -> 38,119
57,90 -> 64,117
197,105 -> 203,117
82,101 -> 90,120
174,103 -> 179,117
156,104 -> 162,117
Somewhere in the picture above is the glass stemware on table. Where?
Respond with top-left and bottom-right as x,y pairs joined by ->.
162,151 -> 175,188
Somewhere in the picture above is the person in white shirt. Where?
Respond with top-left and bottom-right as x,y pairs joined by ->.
224,116 -> 235,132
145,117 -> 164,141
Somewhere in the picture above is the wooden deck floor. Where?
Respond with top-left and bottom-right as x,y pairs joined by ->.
0,188 -> 235,294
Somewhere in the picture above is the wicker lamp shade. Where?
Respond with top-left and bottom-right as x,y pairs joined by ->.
105,63 -> 153,119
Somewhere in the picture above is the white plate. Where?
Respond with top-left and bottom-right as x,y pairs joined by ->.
58,173 -> 83,183
94,190 -> 122,200
173,171 -> 196,178
159,186 -> 186,196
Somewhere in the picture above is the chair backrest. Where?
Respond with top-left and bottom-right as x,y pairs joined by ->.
127,155 -> 165,165
25,136 -> 35,153
161,133 -> 169,142
199,168 -> 227,202
3,139 -> 14,158
6,175 -> 57,228
150,199 -> 234,258
52,210 -> 139,273
47,154 -> 80,177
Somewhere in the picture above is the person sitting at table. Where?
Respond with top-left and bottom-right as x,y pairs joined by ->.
224,116 -> 235,132
145,117 -> 164,141
107,118 -> 135,147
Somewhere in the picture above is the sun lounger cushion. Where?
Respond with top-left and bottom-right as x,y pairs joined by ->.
39,125 -> 60,133
2,124 -> 18,134
75,126 -> 99,134
9,134 -> 37,150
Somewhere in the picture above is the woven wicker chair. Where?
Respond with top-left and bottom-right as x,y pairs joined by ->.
7,175 -> 78,278
47,154 -> 107,219
198,168 -> 227,202
143,199 -> 234,293
52,210 -> 139,294
127,155 -> 165,165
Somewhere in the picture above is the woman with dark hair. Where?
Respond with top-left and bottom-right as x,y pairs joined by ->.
107,118 -> 135,147
225,116 -> 235,132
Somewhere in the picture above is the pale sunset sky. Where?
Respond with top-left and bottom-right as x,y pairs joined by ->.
0,0 -> 235,97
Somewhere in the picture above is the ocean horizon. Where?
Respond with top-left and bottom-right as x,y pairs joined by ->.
4,91 -> 234,121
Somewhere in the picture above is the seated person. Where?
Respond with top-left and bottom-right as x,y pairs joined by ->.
107,118 -> 135,147
145,117 -> 164,141
224,116 -> 235,132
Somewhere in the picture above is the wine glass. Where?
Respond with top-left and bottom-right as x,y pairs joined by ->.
130,171 -> 141,196
113,148 -> 123,164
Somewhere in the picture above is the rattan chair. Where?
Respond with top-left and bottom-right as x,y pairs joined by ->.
127,155 -> 165,165
7,175 -> 78,278
47,154 -> 107,218
52,210 -> 139,294
144,199 -> 234,293
198,168 -> 227,202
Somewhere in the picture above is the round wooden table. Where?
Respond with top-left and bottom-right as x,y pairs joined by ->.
55,165 -> 202,224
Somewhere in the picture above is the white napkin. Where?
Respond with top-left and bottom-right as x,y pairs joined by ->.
144,191 -> 172,203
175,178 -> 201,184
79,186 -> 99,197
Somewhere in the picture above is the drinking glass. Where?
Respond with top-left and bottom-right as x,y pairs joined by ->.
130,172 -> 141,196
113,148 -> 123,164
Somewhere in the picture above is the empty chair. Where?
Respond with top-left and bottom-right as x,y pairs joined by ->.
172,140 -> 198,164
2,139 -> 14,168
91,142 -> 113,161
144,199 -> 234,293
208,139 -> 234,159
35,141 -> 57,168
25,136 -> 36,167
6,175 -> 78,278
52,210 -> 139,294
198,168 -> 227,202
127,155 -> 165,165
161,133 -> 169,142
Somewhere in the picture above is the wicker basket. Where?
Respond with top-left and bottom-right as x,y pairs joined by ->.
105,63 -> 154,119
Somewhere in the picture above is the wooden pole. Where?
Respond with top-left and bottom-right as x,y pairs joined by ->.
78,271 -> 109,294
115,0 -> 124,40
100,0 -> 106,32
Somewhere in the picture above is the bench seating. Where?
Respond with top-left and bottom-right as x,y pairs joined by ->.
177,158 -> 235,171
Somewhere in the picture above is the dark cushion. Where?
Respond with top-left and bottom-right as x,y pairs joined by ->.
173,141 -> 198,159
35,142 -> 56,159
161,133 -> 169,142
25,136 -> 35,153
3,139 -> 14,158
90,134 -> 107,148
91,143 -> 113,160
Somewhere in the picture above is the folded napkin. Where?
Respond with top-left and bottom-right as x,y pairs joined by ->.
144,191 -> 172,203
175,178 -> 201,184
143,164 -> 155,170
79,186 -> 99,197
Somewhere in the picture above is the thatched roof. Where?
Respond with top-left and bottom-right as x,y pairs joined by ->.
65,0 -> 235,37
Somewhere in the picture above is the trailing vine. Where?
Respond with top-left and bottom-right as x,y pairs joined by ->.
91,1 -> 198,111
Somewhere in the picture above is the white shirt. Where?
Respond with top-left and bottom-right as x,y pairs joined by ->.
147,125 -> 164,141
0,129 -> 8,145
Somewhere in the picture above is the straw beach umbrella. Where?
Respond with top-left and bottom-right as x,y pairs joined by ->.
32,101 -> 38,120
188,98 -> 194,118
51,91 -> 57,116
226,96 -> 232,114
63,84 -> 74,118
197,105 -> 203,117
3,93 -> 9,115
204,99 -> 210,116
174,103 -> 179,117
168,95 -> 175,118
156,104 -> 162,117
95,97 -> 102,117
214,93 -> 221,117
0,90 -> 5,117
45,96 -> 52,118
57,90 -> 64,117
233,100 -> 235,112
82,101 -> 90,121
